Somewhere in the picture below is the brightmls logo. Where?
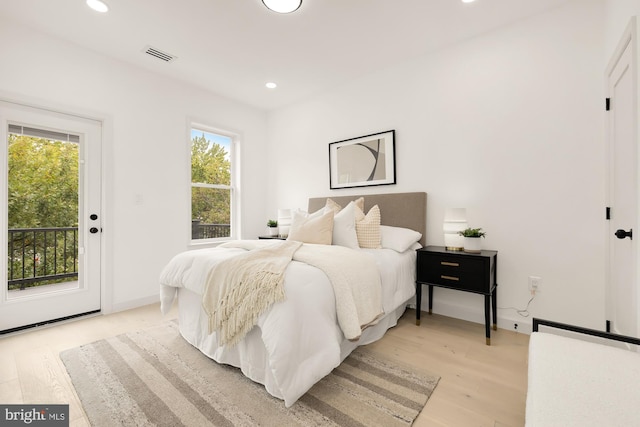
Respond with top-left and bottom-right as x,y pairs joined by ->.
1,405 -> 68,426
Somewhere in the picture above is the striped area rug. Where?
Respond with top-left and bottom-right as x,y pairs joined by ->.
60,321 -> 439,427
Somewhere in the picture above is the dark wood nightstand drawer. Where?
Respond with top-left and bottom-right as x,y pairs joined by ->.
424,270 -> 485,293
416,249 -> 495,294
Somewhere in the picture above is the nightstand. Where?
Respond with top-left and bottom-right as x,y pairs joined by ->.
416,245 -> 498,345
258,235 -> 286,240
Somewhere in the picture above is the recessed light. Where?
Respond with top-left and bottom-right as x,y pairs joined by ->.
265,82 -> 277,89
86,0 -> 109,13
462,0 -> 476,3
262,0 -> 302,14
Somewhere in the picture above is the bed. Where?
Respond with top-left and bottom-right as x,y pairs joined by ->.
159,192 -> 427,407
526,318 -> 640,426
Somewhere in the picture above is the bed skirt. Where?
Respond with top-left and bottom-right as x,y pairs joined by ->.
176,287 -> 409,403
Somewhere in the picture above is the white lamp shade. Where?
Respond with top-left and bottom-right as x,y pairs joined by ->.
443,208 -> 467,250
277,208 -> 292,237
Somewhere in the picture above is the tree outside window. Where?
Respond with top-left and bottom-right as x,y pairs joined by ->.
7,134 -> 79,288
190,128 -> 234,241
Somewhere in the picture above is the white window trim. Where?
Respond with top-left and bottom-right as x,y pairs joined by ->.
188,121 -> 240,247
191,182 -> 232,190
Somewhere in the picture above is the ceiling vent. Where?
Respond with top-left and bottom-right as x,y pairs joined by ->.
143,45 -> 177,63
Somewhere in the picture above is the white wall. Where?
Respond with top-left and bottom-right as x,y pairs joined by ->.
0,19 -> 269,312
267,0 -> 608,330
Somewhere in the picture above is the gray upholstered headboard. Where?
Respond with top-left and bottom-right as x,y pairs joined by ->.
308,192 -> 427,246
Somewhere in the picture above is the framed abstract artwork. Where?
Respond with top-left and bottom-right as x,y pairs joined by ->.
329,130 -> 396,189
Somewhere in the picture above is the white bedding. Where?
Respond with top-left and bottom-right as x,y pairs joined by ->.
159,242 -> 417,407
526,332 -> 640,426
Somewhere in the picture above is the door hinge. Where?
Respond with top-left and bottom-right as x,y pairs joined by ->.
606,97 -> 611,111
606,206 -> 611,220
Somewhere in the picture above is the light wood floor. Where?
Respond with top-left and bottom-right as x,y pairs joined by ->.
0,304 -> 529,427
371,310 -> 529,427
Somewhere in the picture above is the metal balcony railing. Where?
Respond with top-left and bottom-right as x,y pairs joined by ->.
191,220 -> 230,239
7,223 -> 230,290
7,227 -> 78,290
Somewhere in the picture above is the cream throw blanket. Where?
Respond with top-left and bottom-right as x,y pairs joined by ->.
202,240 -> 302,347
293,244 -> 384,339
202,240 -> 383,347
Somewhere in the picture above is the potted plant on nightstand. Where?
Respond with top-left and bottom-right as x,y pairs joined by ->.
267,219 -> 279,236
458,227 -> 485,253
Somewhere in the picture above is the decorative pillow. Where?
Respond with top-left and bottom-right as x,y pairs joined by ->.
354,197 -> 364,211
331,201 -> 359,249
380,225 -> 422,252
325,198 -> 342,215
287,209 -> 334,245
325,197 -> 364,214
293,206 -> 327,219
354,204 -> 381,249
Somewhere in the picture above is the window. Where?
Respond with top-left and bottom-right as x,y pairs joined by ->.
190,125 -> 236,242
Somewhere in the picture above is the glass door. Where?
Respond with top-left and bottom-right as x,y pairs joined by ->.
0,101 -> 101,333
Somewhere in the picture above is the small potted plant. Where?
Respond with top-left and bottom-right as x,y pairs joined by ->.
458,227 -> 485,253
267,219 -> 279,236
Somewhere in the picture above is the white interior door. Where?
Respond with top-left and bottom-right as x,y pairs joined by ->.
0,101 -> 102,332
606,19 -> 638,338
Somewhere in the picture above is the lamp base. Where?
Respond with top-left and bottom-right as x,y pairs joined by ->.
445,246 -> 464,251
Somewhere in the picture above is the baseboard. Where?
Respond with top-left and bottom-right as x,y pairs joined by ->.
409,300 -> 534,335
110,294 -> 160,314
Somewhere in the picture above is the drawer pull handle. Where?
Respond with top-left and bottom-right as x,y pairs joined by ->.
441,275 -> 460,281
441,261 -> 459,267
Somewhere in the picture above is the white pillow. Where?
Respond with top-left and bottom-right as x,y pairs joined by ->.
331,201 -> 359,249
380,225 -> 422,252
287,209 -> 334,245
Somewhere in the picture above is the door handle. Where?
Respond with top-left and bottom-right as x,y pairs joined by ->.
89,227 -> 99,234
615,229 -> 633,240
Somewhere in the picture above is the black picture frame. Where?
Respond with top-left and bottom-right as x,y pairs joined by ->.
329,130 -> 396,189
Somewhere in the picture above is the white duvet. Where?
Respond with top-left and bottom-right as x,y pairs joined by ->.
159,241 -> 417,407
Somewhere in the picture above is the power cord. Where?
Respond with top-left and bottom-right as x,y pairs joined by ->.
498,292 -> 536,318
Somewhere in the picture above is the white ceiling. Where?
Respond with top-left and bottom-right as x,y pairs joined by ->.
0,0 -> 573,111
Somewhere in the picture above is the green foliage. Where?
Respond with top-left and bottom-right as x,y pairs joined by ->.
458,227 -> 486,238
191,133 -> 231,225
8,134 -> 79,228
191,133 -> 230,186
267,220 -> 278,227
7,135 -> 79,288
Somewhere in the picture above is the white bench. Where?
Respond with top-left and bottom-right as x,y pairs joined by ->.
526,318 -> 640,427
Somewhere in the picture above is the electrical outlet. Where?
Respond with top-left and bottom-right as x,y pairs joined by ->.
529,276 -> 542,292
514,323 -> 518,331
